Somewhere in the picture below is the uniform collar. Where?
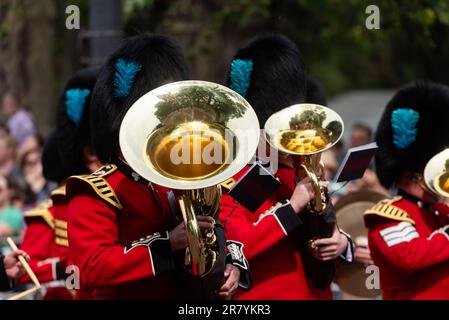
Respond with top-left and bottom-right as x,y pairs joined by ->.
115,159 -> 149,185
397,189 -> 433,212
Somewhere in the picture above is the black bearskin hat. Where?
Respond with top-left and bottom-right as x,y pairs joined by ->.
306,76 -> 327,105
90,34 -> 188,163
224,34 -> 306,126
42,129 -> 71,183
55,66 -> 99,177
375,81 -> 449,188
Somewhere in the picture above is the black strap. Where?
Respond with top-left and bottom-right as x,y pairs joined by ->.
115,159 -> 149,185
397,189 -> 444,227
167,191 -> 180,225
397,189 -> 434,213
115,159 -> 166,212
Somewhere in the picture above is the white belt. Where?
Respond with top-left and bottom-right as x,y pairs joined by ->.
43,280 -> 66,288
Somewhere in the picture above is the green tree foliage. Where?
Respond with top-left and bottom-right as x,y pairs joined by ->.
154,85 -> 247,125
124,0 -> 449,96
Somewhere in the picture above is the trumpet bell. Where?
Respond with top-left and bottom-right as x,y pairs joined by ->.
424,148 -> 449,198
119,80 -> 260,190
264,104 -> 344,156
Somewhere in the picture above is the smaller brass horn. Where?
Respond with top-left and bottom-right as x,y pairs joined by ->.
424,148 -> 449,199
264,104 -> 344,213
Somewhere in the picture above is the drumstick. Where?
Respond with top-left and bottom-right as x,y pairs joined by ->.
8,287 -> 40,300
6,237 -> 41,288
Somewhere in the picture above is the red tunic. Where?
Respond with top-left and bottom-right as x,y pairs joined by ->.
18,186 -> 74,300
364,194 -> 449,300
66,164 -> 178,299
219,164 -> 332,300
414,203 -> 449,299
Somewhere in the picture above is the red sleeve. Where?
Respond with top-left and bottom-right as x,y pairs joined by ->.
432,203 -> 449,225
18,222 -> 57,284
67,194 -> 174,288
220,192 -> 302,260
369,220 -> 449,274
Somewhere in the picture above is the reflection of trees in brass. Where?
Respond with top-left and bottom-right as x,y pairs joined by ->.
440,159 -> 449,192
289,109 -> 327,130
439,173 -> 449,192
287,109 -> 342,144
280,131 -> 297,148
154,86 -> 247,126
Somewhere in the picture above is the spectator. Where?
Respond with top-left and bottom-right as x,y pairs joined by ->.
20,149 -> 55,206
0,135 -> 21,182
347,168 -> 390,196
332,140 -> 345,165
9,177 -> 26,211
18,133 -> 44,161
321,150 -> 338,181
349,122 -> 372,148
346,124 -> 389,195
0,124 -> 9,139
0,176 -> 23,237
2,92 -> 36,147
332,123 -> 389,197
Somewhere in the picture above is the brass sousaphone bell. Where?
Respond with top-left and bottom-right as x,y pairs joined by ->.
264,104 -> 344,213
424,148 -> 449,199
119,80 -> 260,276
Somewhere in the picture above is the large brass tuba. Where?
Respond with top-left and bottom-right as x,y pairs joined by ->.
264,104 -> 344,213
119,80 -> 260,276
424,148 -> 449,199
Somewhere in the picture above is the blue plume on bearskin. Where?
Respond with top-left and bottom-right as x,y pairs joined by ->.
65,88 -> 91,125
391,108 -> 420,150
230,59 -> 253,97
113,58 -> 142,98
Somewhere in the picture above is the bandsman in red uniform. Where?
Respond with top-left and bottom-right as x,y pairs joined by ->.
19,183 -> 73,299
364,81 -> 449,300
18,67 -> 101,299
219,34 -> 353,300
66,35 -> 246,300
414,202 -> 449,299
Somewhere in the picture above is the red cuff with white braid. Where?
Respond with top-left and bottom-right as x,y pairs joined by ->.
226,240 -> 252,291
124,231 -> 175,275
254,201 -> 303,236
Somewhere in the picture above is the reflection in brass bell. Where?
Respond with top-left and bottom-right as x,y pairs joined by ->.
424,148 -> 449,199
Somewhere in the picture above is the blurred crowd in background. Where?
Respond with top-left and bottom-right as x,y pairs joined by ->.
0,92 -> 56,248
0,86 -> 391,251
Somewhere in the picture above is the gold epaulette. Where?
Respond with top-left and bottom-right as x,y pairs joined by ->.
50,185 -> 66,203
24,202 -> 55,229
69,164 -> 122,210
220,178 -> 236,191
51,185 -> 66,197
364,196 -> 415,224
54,219 -> 69,247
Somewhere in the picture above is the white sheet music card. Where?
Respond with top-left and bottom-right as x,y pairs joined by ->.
333,142 -> 378,183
